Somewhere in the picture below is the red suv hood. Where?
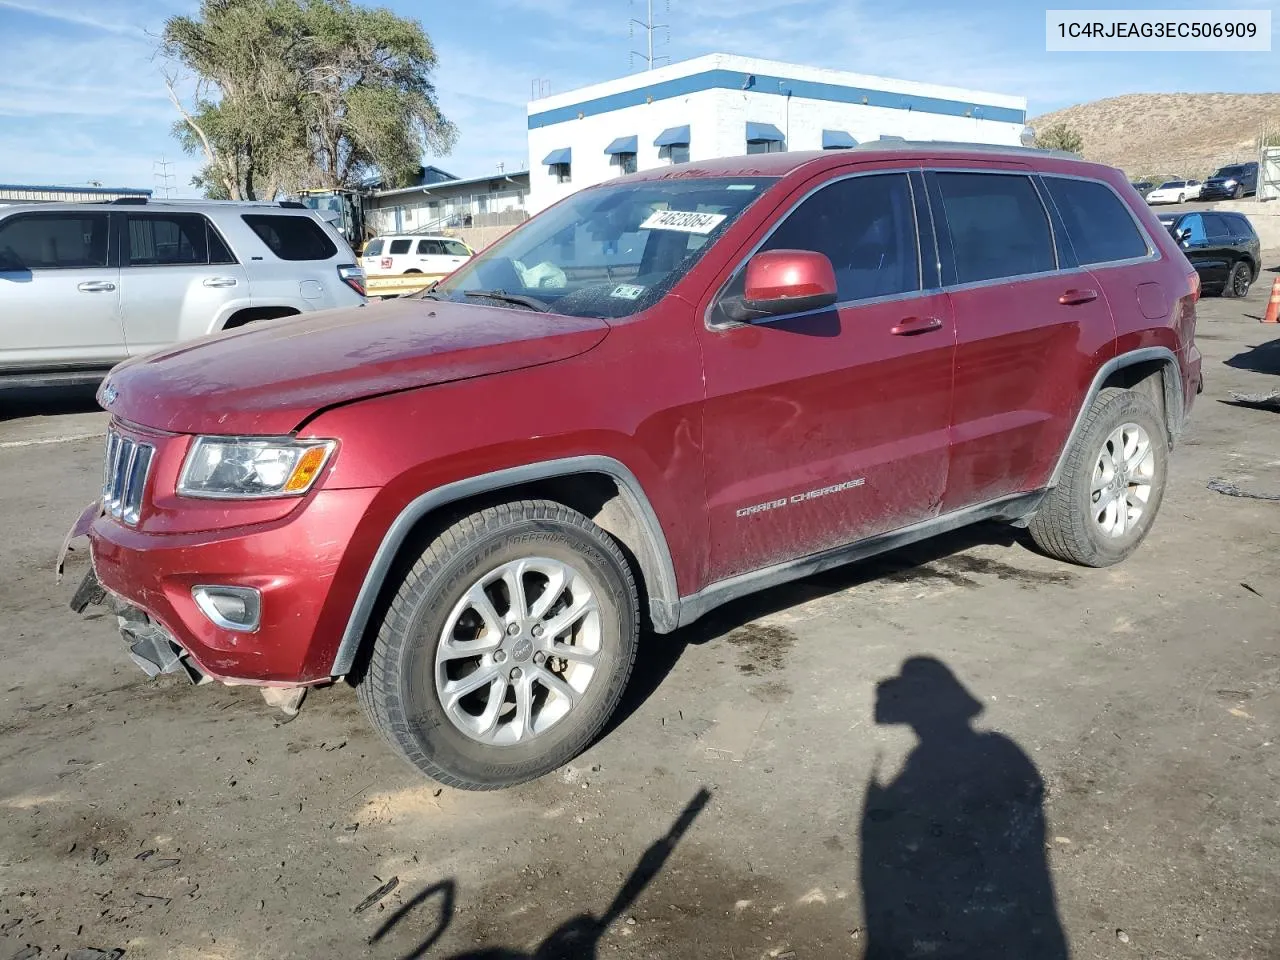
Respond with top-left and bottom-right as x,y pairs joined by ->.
103,299 -> 610,435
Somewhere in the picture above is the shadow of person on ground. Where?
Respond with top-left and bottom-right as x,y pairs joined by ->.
434,788 -> 710,960
861,657 -> 1068,960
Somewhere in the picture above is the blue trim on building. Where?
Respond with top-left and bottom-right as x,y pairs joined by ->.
746,121 -> 785,143
822,129 -> 857,148
542,147 -> 572,166
603,135 -> 638,155
528,68 -> 1026,129
654,124 -> 690,146
0,183 -> 152,196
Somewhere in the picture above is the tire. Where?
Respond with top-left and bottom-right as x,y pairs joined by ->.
1177,194 -> 1185,203
1223,261 -> 1251,299
1028,387 -> 1169,568
356,500 -> 639,790
1233,185 -> 1244,200
404,269 -> 422,274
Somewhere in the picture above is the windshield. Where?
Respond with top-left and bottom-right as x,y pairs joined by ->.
434,177 -> 777,319
1213,166 -> 1246,178
1159,181 -> 1184,189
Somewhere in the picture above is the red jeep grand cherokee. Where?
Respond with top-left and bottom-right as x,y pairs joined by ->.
67,145 -> 1202,790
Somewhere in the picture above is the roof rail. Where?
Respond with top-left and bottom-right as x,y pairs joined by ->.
853,140 -> 1081,161
96,197 -> 319,209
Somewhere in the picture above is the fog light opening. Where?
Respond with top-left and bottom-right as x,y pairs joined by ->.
193,586 -> 262,632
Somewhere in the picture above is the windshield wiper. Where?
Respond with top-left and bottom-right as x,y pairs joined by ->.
462,289 -> 552,312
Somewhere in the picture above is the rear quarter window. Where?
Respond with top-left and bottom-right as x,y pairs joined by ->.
241,214 -> 338,261
1043,177 -> 1149,265
1230,214 -> 1257,237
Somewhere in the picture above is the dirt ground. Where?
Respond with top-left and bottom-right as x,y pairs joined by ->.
2,277 -> 1278,960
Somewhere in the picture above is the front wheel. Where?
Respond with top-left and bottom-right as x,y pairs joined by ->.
1177,193 -> 1185,203
356,500 -> 639,790
1224,261 -> 1252,299
1233,185 -> 1244,200
1028,388 -> 1168,567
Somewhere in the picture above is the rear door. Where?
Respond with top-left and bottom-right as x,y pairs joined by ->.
118,212 -> 249,354
362,237 -> 386,275
0,210 -> 123,370
386,237 -> 414,273
930,168 -> 1116,511
697,167 -> 956,582
1175,213 -> 1228,286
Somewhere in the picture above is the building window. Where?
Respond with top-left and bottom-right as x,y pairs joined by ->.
745,122 -> 786,155
551,162 -> 571,184
612,153 -> 638,175
660,144 -> 690,164
746,139 -> 785,155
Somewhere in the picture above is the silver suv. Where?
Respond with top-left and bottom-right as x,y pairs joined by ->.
0,198 -> 367,387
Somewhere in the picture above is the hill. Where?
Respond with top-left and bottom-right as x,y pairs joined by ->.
1030,93 -> 1280,181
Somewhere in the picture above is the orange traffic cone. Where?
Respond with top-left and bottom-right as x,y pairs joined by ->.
1264,277 -> 1280,324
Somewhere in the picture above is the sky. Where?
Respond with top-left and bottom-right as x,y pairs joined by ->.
0,0 -> 1276,196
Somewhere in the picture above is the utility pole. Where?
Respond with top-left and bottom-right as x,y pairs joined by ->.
153,157 -> 176,199
629,0 -> 670,71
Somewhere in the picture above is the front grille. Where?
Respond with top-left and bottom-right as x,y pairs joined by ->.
103,429 -> 155,525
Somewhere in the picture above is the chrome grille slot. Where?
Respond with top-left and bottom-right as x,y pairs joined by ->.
103,429 -> 155,525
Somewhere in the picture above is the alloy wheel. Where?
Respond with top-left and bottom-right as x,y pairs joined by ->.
1090,422 -> 1156,538
435,557 -> 602,745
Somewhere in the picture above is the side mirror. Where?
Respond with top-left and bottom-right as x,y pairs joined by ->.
723,249 -> 838,322
1175,227 -> 1192,242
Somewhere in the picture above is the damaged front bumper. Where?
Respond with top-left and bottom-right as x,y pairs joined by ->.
71,567 -> 210,685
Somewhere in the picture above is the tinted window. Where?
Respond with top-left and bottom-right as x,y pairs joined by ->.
1044,177 -> 1148,265
364,238 -> 384,257
0,214 -> 109,270
208,226 -> 235,264
1203,214 -> 1232,240
1159,181 -> 1185,189
1214,165 -> 1250,178
241,214 -> 337,261
389,239 -> 412,255
935,173 -> 1055,283
442,240 -> 471,257
1228,214 -> 1257,237
417,239 -> 444,255
126,214 -> 208,266
755,173 -> 919,302
1179,213 -> 1207,245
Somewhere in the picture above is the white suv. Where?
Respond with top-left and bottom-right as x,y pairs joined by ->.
0,199 -> 366,388
361,233 -> 472,277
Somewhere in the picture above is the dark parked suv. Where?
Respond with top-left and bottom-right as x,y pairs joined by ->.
1159,210 -> 1260,297
66,143 -> 1203,790
1200,161 -> 1259,200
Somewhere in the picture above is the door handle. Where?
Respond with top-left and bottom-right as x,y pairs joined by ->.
77,281 -> 116,292
203,277 -> 239,288
1058,288 -> 1099,306
890,316 -> 944,336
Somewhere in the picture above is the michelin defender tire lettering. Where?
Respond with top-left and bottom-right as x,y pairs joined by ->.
1028,387 -> 1169,568
356,500 -> 639,790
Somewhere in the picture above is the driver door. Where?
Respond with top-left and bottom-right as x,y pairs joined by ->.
695,169 -> 956,583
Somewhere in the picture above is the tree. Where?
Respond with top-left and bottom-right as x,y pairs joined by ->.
161,0 -> 456,200
1035,123 -> 1085,154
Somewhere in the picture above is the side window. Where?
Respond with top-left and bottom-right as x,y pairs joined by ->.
417,239 -> 444,255
1043,177 -> 1148,265
1231,215 -> 1257,238
716,173 -> 919,320
443,240 -> 471,257
207,224 -> 236,265
126,214 -> 209,266
364,238 -> 384,257
388,239 -> 412,255
0,214 -> 109,270
1179,213 -> 1207,245
935,173 -> 1056,283
241,214 -> 338,261
1203,214 -> 1232,240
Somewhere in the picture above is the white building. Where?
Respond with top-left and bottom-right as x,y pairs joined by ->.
527,53 -> 1028,214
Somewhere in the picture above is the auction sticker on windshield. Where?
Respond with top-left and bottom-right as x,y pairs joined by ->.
640,210 -> 727,234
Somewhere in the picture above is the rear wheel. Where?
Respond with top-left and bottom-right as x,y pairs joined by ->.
1177,193 -> 1185,203
1224,261 -> 1252,299
1028,388 -> 1168,567
356,500 -> 639,790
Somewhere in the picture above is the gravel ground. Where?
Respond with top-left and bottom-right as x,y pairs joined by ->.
1,276 -> 1277,960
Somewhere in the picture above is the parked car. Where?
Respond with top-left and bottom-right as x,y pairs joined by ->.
1160,210 -> 1260,298
0,199 -> 365,388
1200,161 -> 1259,200
1130,181 -> 1154,198
67,144 -> 1202,790
1145,180 -> 1198,204
362,233 -> 473,276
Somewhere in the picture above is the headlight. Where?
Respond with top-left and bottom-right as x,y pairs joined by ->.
1223,179 -> 1238,186
178,437 -> 336,499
